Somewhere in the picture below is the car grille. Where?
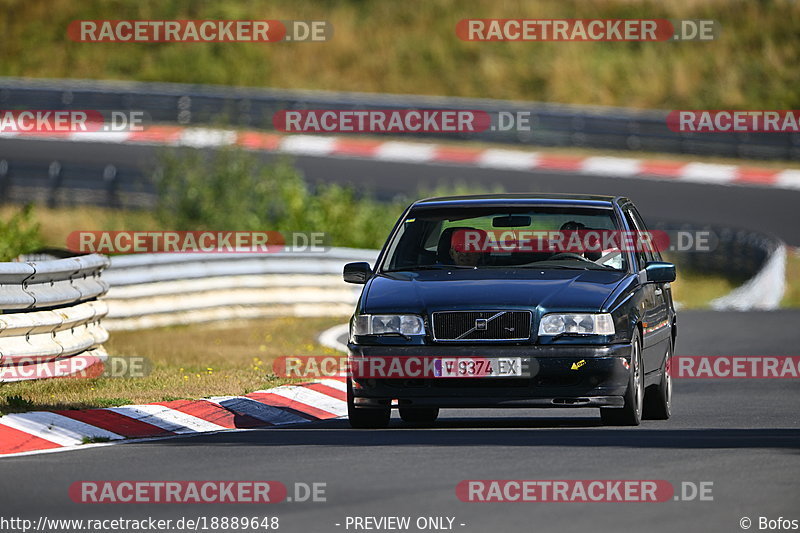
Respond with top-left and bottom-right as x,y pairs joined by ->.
431,310 -> 531,341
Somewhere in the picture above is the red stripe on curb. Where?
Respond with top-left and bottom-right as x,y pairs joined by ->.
304,382 -> 347,402
154,399 -> 264,429
433,146 -> 484,163
245,392 -> 335,420
734,167 -> 780,184
332,139 -> 383,156
128,125 -> 183,143
237,131 -> 282,151
638,160 -> 686,177
0,424 -> 63,454
54,409 -> 173,438
536,154 -> 584,171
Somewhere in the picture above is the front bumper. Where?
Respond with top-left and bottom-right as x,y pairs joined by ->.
347,342 -> 632,409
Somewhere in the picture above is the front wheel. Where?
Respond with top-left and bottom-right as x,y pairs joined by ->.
601,331 -> 643,426
643,338 -> 673,420
347,378 -> 390,429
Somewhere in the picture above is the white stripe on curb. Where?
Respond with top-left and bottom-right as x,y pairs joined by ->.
178,128 -> 237,148
266,386 -> 348,417
678,163 -> 737,184
280,135 -> 337,155
317,378 -> 348,392
776,169 -> 800,190
477,149 -> 539,170
581,157 -> 642,177
69,131 -> 132,143
374,142 -> 436,162
106,405 -> 228,434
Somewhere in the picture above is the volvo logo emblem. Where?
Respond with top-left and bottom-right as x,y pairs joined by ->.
475,318 -> 488,330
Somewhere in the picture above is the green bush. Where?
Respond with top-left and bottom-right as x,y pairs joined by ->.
154,148 -> 409,249
0,205 -> 44,261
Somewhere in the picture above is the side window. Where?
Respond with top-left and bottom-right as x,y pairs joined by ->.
629,207 -> 662,262
622,208 -> 650,271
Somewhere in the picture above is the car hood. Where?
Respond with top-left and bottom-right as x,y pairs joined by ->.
362,268 -> 628,314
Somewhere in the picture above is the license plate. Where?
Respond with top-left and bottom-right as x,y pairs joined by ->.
434,357 -> 523,378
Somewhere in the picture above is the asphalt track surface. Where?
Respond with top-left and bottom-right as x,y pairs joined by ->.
2,137 -> 800,244
1,310 -> 798,533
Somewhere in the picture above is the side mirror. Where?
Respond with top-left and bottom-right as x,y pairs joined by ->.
343,262 -> 372,284
645,261 -> 676,283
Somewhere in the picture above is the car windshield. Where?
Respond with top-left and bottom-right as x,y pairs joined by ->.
381,205 -> 628,272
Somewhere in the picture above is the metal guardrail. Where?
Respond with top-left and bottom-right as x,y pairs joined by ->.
1,77 -> 798,160
0,254 -> 110,382
647,222 -> 785,309
102,249 -> 378,330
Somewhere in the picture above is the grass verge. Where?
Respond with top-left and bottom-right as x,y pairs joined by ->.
669,269 -> 740,309
0,316 -> 346,414
1,0 -> 797,110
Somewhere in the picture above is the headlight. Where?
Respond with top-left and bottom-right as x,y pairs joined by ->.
538,313 -> 615,336
353,314 -> 425,336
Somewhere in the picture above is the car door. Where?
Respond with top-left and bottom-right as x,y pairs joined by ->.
623,205 -> 670,375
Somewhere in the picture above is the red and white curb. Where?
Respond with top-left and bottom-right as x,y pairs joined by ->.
0,377 -> 346,458
3,126 -> 800,191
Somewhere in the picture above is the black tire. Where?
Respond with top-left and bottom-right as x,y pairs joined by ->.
347,378 -> 390,429
601,330 -> 643,426
399,407 -> 439,425
643,338 -> 673,420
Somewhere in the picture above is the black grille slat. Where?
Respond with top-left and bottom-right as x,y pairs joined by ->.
432,311 -> 531,341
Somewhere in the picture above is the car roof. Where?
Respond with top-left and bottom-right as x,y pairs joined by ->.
411,193 -> 627,209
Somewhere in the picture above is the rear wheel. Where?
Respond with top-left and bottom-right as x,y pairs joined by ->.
643,338 -> 673,420
347,378 -> 390,429
601,330 -> 643,426
399,407 -> 439,425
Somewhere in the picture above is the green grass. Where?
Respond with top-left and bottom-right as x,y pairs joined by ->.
669,269 -> 740,309
0,0 -> 797,110
80,436 -> 112,444
0,316 -> 345,414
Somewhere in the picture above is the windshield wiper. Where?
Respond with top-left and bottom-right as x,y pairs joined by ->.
512,264 -> 591,270
519,263 -> 617,271
383,264 -> 476,272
